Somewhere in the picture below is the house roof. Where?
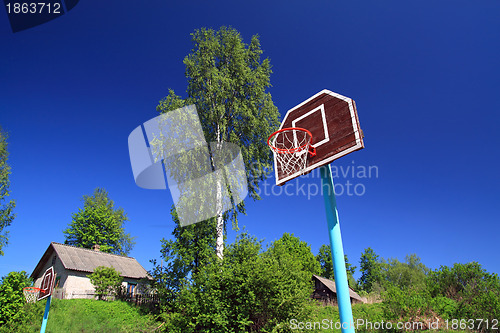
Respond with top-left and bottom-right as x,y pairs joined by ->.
313,274 -> 365,303
31,242 -> 150,280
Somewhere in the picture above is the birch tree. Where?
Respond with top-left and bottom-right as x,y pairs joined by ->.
156,27 -> 280,259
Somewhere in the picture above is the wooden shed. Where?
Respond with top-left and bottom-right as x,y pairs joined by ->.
312,274 -> 366,305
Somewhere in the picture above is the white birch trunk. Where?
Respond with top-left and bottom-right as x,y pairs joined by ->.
216,208 -> 224,260
215,124 -> 224,260
215,168 -> 224,260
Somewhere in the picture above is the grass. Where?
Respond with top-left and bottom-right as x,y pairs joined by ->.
0,298 -> 159,333
1,298 -> 474,332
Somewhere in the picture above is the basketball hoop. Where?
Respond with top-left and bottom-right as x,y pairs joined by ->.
23,287 -> 41,303
267,127 -> 316,179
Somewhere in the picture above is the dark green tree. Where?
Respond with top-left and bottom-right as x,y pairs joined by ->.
383,254 -> 428,290
155,27 -> 280,259
0,271 -> 31,324
358,247 -> 384,293
63,188 -> 135,256
0,127 -> 16,256
316,244 -> 334,279
427,262 -> 500,304
267,233 -> 321,276
88,266 -> 123,300
316,244 -> 357,288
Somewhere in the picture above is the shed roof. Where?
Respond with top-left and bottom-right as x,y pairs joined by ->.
31,242 -> 150,280
313,274 -> 365,303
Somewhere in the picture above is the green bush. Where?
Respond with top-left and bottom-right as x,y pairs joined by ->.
429,296 -> 458,320
352,303 -> 385,326
88,266 -> 123,300
0,301 -> 44,333
455,285 -> 500,332
383,254 -> 428,291
382,285 -> 432,322
427,262 -> 500,331
159,233 -> 317,332
0,271 -> 32,325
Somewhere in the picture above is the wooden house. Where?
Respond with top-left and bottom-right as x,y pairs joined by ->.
30,242 -> 151,299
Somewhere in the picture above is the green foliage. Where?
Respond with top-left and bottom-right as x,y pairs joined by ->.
155,27 -> 281,259
316,244 -> 334,279
156,89 -> 187,113
427,262 -> 495,299
267,233 -> 321,276
352,303 -> 385,327
182,27 -> 280,200
382,285 -> 432,321
427,262 -> 500,327
149,206 -> 217,305
358,247 -> 384,293
296,303 -> 385,333
429,296 -> 458,320
358,250 -> 428,295
89,266 -> 123,301
380,261 -> 500,331
316,244 -> 357,289
303,304 -> 340,332
383,254 -> 429,290
0,299 -> 157,333
0,300 -> 44,333
345,255 -> 356,282
0,127 -> 16,256
0,271 -> 32,325
63,187 -> 135,255
456,287 -> 500,330
363,252 -> 433,325
158,232 -> 317,332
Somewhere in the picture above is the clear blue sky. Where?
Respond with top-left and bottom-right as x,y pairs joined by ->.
1,1 -> 499,280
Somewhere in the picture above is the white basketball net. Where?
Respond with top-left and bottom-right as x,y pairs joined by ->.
269,128 -> 313,178
23,287 -> 41,303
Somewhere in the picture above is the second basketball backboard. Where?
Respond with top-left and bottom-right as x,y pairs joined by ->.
274,89 -> 364,186
38,266 -> 56,301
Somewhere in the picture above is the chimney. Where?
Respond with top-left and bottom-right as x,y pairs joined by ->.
92,244 -> 100,252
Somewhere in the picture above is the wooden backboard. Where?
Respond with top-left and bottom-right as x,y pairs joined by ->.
274,89 -> 364,185
38,266 -> 56,301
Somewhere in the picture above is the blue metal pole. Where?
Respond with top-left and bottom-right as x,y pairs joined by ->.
320,165 -> 355,333
40,295 -> 51,333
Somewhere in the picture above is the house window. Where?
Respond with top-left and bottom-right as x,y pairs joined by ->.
127,283 -> 136,295
52,256 -> 56,265
55,276 -> 61,288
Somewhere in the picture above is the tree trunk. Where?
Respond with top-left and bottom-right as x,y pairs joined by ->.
215,124 -> 224,260
216,212 -> 224,260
